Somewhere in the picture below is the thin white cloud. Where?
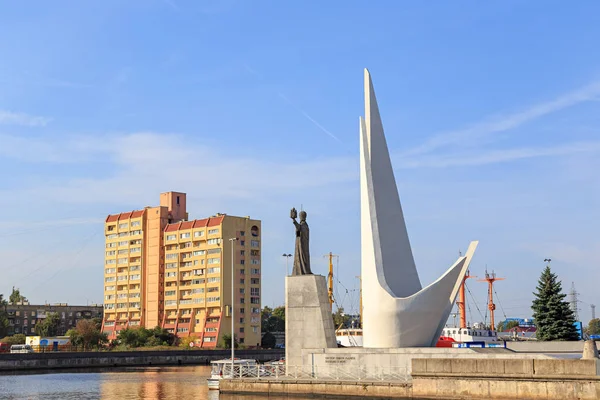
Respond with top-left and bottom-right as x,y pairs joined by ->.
162,0 -> 180,11
0,131 -> 355,205
0,217 -> 104,232
399,141 -> 600,168
0,110 -> 51,127
405,81 -> 600,156
277,93 -> 342,142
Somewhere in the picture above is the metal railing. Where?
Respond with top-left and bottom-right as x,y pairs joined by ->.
221,364 -> 409,382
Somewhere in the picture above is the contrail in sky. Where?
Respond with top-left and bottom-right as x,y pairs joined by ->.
243,62 -> 342,143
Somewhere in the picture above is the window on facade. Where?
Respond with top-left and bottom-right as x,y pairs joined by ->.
193,250 -> 205,256
119,223 -> 128,229
193,231 -> 204,237
131,221 -> 141,227
180,232 -> 190,239
251,259 -> 260,265
251,269 -> 260,275
251,288 -> 259,296
239,327 -> 244,333
252,326 -> 258,333
207,267 -> 220,274
239,318 -> 245,323
240,269 -> 245,275
250,297 -> 259,304
240,308 -> 245,314
240,240 -> 245,246
251,240 -> 259,247
240,260 -> 245,265
239,288 -> 245,294
207,238 -> 219,245
251,278 -> 259,285
240,279 -> 245,284
166,234 -> 176,241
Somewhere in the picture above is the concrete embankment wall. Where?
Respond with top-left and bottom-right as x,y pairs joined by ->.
0,349 -> 284,372
506,341 -> 585,353
220,357 -> 600,399
220,379 -> 413,399
411,358 -> 600,400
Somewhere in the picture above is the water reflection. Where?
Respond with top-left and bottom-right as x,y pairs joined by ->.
0,366 -> 316,400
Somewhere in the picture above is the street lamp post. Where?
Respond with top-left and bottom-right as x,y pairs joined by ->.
282,254 -> 292,276
229,237 -> 239,374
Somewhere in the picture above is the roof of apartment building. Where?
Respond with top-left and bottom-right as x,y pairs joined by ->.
105,209 -> 145,222
164,215 -> 225,232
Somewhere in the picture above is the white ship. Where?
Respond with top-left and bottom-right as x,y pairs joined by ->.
336,327 -> 363,347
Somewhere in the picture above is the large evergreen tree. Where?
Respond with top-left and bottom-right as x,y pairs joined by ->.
531,266 -> 579,341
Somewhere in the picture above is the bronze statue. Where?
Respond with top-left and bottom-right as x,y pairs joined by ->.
291,207 -> 312,275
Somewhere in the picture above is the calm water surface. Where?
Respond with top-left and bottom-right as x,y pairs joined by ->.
0,366 -> 299,400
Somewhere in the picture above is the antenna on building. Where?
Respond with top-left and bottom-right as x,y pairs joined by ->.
569,282 -> 580,321
591,304 -> 596,320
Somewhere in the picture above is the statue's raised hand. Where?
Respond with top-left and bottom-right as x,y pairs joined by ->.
290,207 -> 298,219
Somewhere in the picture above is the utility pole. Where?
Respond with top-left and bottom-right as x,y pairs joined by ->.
591,304 -> 596,320
478,270 -> 504,331
569,282 -> 580,321
323,252 -> 338,311
457,269 -> 476,329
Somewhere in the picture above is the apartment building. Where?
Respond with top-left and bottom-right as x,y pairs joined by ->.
102,192 -> 261,347
5,303 -> 103,336
163,215 -> 262,347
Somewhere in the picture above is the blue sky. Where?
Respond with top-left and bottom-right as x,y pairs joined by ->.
1,1 -> 599,326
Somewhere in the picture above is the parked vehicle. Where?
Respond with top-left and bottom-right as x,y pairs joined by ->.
10,344 -> 34,354
0,343 -> 10,353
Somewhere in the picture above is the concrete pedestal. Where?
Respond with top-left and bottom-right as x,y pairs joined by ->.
285,275 -> 336,367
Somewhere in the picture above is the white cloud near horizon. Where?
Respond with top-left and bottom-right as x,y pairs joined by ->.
0,110 -> 51,127
398,140 -> 600,168
404,80 -> 600,156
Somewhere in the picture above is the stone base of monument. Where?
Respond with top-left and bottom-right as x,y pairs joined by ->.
285,275 -> 337,368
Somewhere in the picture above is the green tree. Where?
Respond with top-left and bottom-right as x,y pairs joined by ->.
587,319 -> 600,336
0,333 -> 26,345
531,266 -> 579,341
34,313 -> 61,337
497,320 -> 520,332
261,332 -> 276,348
219,333 -> 238,349
0,294 -> 8,338
261,306 -> 285,333
67,319 -> 107,350
9,287 -> 27,305
332,307 -> 351,328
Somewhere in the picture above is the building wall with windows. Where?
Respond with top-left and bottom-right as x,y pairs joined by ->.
163,214 -> 262,348
102,192 -> 261,347
103,192 -> 187,339
5,303 -> 103,336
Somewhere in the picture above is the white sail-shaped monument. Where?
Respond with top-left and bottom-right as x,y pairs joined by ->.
360,69 -> 478,347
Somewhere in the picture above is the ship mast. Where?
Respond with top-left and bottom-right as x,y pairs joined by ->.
478,270 -> 505,331
324,252 -> 338,311
457,269 -> 476,328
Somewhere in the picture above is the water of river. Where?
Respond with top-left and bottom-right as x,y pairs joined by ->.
0,366 -> 298,400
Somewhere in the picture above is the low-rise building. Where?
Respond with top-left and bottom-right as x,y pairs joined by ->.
5,303 -> 103,336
